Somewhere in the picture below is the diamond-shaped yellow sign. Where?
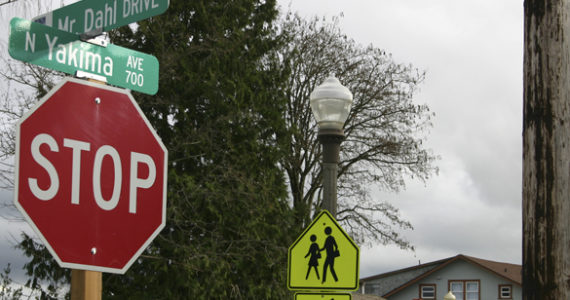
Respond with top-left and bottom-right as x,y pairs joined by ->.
288,210 -> 359,291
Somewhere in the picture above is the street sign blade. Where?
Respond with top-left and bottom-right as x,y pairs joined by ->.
32,0 -> 170,35
288,210 -> 360,291
9,17 -> 159,95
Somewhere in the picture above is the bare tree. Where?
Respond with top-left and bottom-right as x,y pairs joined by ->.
0,0 -> 51,17
0,0 -> 18,7
523,0 -> 570,299
0,0 -> 62,210
0,57 -> 60,222
0,63 -> 60,185
0,0 -> 62,193
277,13 -> 437,248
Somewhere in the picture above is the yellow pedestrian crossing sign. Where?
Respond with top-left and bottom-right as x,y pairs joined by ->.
295,292 -> 352,300
288,210 -> 359,291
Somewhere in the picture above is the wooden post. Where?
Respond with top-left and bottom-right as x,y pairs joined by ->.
69,77 -> 105,300
70,270 -> 102,300
523,0 -> 570,299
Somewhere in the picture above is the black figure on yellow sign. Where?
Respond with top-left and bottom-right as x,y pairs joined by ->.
304,234 -> 321,280
321,226 -> 339,283
304,226 -> 340,283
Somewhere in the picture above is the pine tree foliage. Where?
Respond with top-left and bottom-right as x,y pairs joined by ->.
102,0 -> 295,298
0,264 -> 24,300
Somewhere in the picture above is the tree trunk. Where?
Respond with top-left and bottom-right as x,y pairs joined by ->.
523,0 -> 570,299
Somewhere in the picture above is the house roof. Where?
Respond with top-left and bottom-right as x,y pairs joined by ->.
361,254 -> 522,298
462,255 -> 521,285
360,256 -> 449,282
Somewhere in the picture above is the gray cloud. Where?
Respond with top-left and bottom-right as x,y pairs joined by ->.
282,0 -> 523,277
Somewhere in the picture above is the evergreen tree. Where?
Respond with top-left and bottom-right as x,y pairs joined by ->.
0,265 -> 24,299
102,0 -> 295,298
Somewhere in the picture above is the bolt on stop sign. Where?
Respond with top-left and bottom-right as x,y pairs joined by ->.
14,78 -> 167,274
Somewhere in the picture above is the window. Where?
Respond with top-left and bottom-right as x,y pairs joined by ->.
499,284 -> 512,299
420,284 -> 436,299
449,280 -> 480,300
364,283 -> 381,295
450,281 -> 464,300
466,282 -> 479,300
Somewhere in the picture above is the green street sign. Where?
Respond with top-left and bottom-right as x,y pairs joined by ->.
32,0 -> 170,35
9,17 -> 159,95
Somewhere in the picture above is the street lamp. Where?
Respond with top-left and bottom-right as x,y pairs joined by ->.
310,76 -> 353,217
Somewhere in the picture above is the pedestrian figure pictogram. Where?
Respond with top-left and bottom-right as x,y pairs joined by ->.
321,226 -> 339,283
305,234 -> 321,280
288,210 -> 359,291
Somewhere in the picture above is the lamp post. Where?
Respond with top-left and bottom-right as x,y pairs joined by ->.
310,76 -> 353,217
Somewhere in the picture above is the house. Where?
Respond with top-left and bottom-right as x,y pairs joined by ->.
358,254 -> 522,300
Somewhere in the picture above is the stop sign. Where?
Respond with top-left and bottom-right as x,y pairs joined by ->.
14,78 -> 167,274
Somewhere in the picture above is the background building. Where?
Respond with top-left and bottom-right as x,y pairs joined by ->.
359,254 -> 522,300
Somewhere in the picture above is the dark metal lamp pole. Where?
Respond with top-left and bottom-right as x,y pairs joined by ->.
310,76 -> 353,218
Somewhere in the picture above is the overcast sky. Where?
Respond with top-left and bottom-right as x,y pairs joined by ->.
1,0 -> 524,284
277,0 -> 524,278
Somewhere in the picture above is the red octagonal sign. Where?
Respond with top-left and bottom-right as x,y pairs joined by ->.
14,78 -> 167,274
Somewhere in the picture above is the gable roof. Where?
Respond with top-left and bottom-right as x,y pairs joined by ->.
361,254 -> 522,298
461,255 -> 521,285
